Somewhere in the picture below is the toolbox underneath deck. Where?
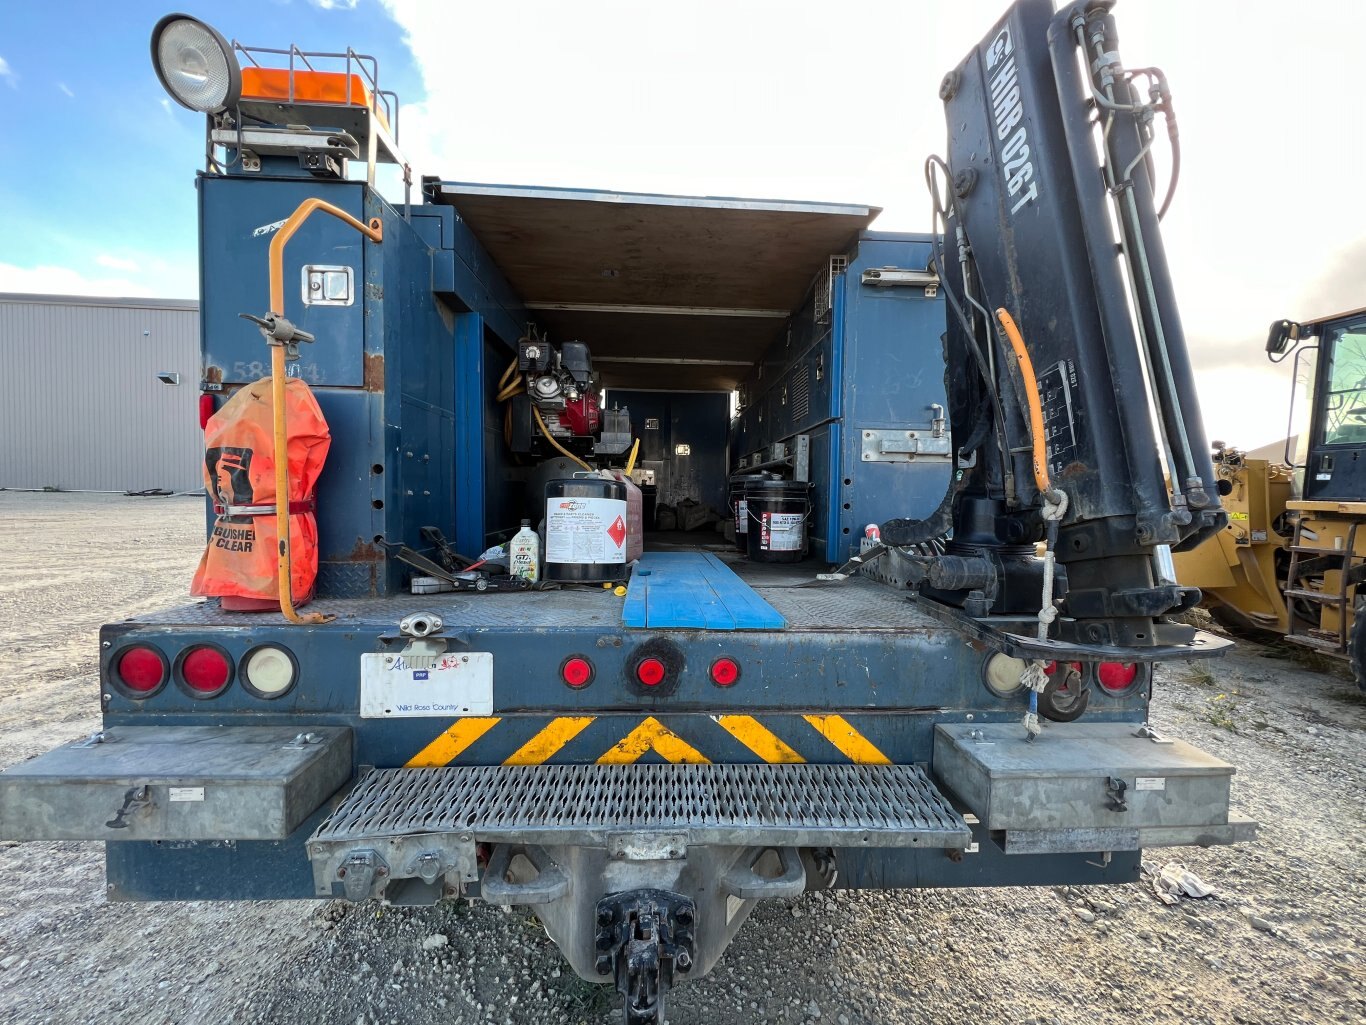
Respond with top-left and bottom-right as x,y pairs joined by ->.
0,726 -> 351,841
932,723 -> 1255,854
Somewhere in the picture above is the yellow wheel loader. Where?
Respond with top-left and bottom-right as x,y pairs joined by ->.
1175,308 -> 1366,693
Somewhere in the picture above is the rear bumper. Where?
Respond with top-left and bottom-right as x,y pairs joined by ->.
1,721 -> 1253,894
2,718 -> 1254,981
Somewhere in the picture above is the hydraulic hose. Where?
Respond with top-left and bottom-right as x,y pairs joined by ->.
994,308 -> 1051,495
267,199 -> 384,625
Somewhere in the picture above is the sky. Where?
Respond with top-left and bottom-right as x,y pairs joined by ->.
1,0 -> 1362,450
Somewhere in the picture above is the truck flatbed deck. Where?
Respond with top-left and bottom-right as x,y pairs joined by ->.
133,542 -> 936,634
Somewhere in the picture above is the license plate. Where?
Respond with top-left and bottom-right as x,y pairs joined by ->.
359,652 -> 493,718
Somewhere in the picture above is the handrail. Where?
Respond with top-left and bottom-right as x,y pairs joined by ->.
266,199 -> 383,624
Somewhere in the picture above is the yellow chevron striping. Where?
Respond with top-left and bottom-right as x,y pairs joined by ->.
503,716 -> 597,765
596,716 -> 711,764
802,714 -> 892,765
714,714 -> 806,763
405,716 -> 502,767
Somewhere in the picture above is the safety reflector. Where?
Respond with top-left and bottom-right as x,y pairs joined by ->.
561,656 -> 594,689
709,658 -> 740,687
636,657 -> 666,687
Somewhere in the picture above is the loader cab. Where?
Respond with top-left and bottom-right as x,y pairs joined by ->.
1300,310 -> 1366,502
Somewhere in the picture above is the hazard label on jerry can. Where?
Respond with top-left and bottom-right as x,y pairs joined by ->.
546,497 -> 628,565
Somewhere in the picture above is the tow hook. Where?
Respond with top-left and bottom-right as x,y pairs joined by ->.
105,785 -> 153,829
594,890 -> 696,1025
1105,776 -> 1129,812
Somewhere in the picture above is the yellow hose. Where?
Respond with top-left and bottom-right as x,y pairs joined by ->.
624,438 -> 640,476
533,406 -> 592,472
267,199 -> 383,625
495,374 -> 524,403
994,307 -> 1051,495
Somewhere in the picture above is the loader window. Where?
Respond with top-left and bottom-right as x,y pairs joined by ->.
1321,320 -> 1366,445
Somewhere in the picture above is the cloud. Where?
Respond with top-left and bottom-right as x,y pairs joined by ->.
308,0 -> 360,8
160,97 -> 174,117
96,254 -> 141,273
0,56 -> 17,89
1295,236 -> 1366,322
57,81 -> 74,99
0,262 -> 156,299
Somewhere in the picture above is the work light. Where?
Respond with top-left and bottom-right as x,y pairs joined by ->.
150,14 -> 241,113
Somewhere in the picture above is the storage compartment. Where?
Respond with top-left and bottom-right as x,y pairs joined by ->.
0,726 -> 352,841
425,182 -> 952,567
932,722 -> 1255,853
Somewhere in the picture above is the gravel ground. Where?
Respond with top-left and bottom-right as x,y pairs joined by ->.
1,491 -> 1363,1025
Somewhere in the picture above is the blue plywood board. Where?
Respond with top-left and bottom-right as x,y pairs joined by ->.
622,553 -> 785,631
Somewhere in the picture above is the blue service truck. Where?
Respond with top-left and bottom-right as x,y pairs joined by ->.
1,2 -> 1254,1021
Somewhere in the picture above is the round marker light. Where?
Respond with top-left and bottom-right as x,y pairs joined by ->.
560,656 -> 595,689
709,657 -> 740,687
635,657 -> 666,687
115,645 -> 167,694
242,645 -> 298,698
151,15 -> 242,113
983,653 -> 1026,696
179,645 -> 232,696
1097,661 -> 1141,693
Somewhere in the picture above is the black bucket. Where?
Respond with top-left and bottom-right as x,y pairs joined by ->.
743,480 -> 811,563
729,472 -> 778,552
545,477 -> 629,583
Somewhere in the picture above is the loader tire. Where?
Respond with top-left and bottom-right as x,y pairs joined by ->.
1350,601 -> 1366,695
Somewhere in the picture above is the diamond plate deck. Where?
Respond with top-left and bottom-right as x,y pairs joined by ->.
310,762 -> 971,849
130,574 -> 939,633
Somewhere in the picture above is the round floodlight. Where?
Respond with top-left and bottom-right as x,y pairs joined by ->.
151,14 -> 241,113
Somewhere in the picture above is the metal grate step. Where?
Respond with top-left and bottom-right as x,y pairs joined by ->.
1283,633 -> 1346,654
1283,588 -> 1345,604
312,762 -> 971,849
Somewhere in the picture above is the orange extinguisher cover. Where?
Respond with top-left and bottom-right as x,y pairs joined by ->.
190,376 -> 331,609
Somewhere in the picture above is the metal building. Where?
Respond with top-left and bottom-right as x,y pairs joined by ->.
0,293 -> 202,493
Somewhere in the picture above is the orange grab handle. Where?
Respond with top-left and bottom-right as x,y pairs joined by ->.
267,200 -> 383,624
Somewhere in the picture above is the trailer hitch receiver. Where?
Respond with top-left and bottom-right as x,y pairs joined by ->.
594,889 -> 696,1025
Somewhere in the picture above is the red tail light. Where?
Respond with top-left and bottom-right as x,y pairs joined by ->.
709,657 -> 740,687
635,657 -> 666,687
199,392 -> 216,429
179,645 -> 232,696
561,656 -> 595,689
115,646 -> 167,694
1097,661 -> 1140,692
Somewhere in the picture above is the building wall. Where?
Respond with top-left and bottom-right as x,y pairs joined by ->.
0,294 -> 202,493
